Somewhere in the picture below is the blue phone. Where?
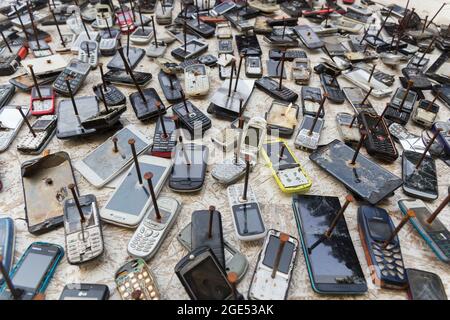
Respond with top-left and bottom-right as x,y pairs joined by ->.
0,217 -> 15,286
0,242 -> 64,300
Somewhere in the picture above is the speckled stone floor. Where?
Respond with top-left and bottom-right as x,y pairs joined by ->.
0,0 -> 449,300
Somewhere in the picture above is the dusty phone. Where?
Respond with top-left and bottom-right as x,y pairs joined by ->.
0,242 -> 64,300
29,83 -> 55,116
336,112 -> 361,146
245,56 -> 262,78
172,100 -> 211,135
115,259 -> 160,300
151,115 -> 177,158
107,45 -> 145,70
358,205 -> 407,289
158,71 -> 182,103
294,25 -> 323,49
171,39 -> 208,61
294,115 -> 324,151
292,58 -> 311,85
293,195 -> 367,294
261,139 -> 312,193
184,64 -> 209,97
412,99 -> 439,128
130,27 -> 153,44
0,84 -> 15,107
53,59 -> 91,96
239,117 -> 266,161
211,155 -> 247,186
59,283 -> 110,300
0,216 -> 15,286
63,192 -> 103,265
175,247 -> 236,300
218,39 -> 233,54
248,230 -> 298,300
398,199 -> 450,263
406,269 -> 448,300
169,142 -> 208,192
103,69 -> 152,87
267,59 -> 287,79
101,155 -> 172,227
16,115 -> 57,154
128,195 -> 181,260
265,101 -> 299,138
130,87 -> 166,121
319,73 -> 345,104
78,40 -> 99,69
385,87 -> 417,125
0,105 -> 28,152
93,83 -> 126,107
343,87 -> 377,115
342,68 -> 392,98
301,86 -> 323,118
402,150 -> 438,201
177,223 -> 248,281
235,34 -> 262,56
255,77 -> 298,102
0,44 -> 28,76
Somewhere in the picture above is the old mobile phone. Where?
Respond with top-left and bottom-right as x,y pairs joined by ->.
310,140 -> 403,205
130,27 -> 153,44
0,84 -> 15,108
107,46 -> 145,70
99,34 -> 119,56
0,242 -> 64,300
59,283 -> 110,300
358,205 -> 407,289
212,2 -> 236,16
239,117 -> 266,161
411,99 -> 439,129
30,86 -> 55,115
171,40 -> 208,61
101,155 -> 172,227
301,86 -> 323,118
292,58 -> 311,85
71,31 -> 100,54
172,100 -> 211,135
175,247 -> 236,300
342,68 -> 392,98
56,96 -> 99,139
177,223 -> 248,281
0,216 -> 15,286
402,150 -> 438,200
385,87 -> 417,125
184,64 -> 209,97
28,40 -> 52,58
261,139 -> 312,193
359,112 -> 399,162
407,54 -> 430,70
103,69 -> 152,87
402,68 -> 432,91
158,71 -> 182,103
128,197 -> 181,260
224,11 -> 254,32
16,115 -> 57,154
255,77 -> 298,102
343,87 -> 377,115
151,116 -> 177,158
186,18 -> 215,38
248,230 -> 298,300
336,112 -> 361,146
245,56 -> 262,78
218,39 -> 233,54
53,59 -> 91,96
294,115 -> 324,151
0,105 -> 28,152
115,259 -> 160,300
406,269 -> 448,300
398,199 -> 450,263
319,73 -> 345,104
432,121 -> 450,156
293,195 -> 367,294
130,88 -> 166,121
191,207 -> 225,268
93,84 -> 126,106
294,25 -> 323,49
169,143 -> 208,192
78,40 -> 99,69
265,101 -> 299,137
0,45 -> 28,76
235,34 -> 262,56
63,193 -> 103,264
267,59 -> 287,79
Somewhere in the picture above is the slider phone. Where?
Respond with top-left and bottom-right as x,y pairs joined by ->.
0,216 -> 15,286
294,115 -> 324,151
172,100 -> 211,135
130,88 -> 166,121
128,196 -> 181,260
406,269 -> 448,300
16,115 -> 57,154
255,77 -> 298,102
56,96 -> 99,139
30,86 -> 55,116
75,125 -> 151,188
52,59 -> 91,96
0,242 -> 64,300
293,195 -> 367,294
191,207 -> 225,268
151,116 -> 177,158
319,73 -> 345,104
248,230 -> 298,300
177,223 -> 249,281
104,69 -> 152,87
261,139 -> 312,193
59,283 -> 110,300
402,150 -> 438,200
265,101 -> 299,137
357,205 -> 407,289
310,140 -> 403,205
0,105 -> 28,152
301,86 -> 323,118
294,25 -> 323,49
398,199 -> 450,263
107,46 -> 145,71
359,112 -> 399,162
158,71 -> 182,103
169,143 -> 208,192
171,39 -> 208,61
336,112 -> 361,146
174,247 -> 236,300
63,193 -> 104,265
115,259 -> 160,300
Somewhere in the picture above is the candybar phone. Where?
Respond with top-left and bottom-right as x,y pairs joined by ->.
248,230 -> 298,300
56,96 -> 99,139
294,115 -> 324,151
115,259 -> 160,300
0,216 -> 15,286
104,69 -> 152,87
336,112 -> 361,146
186,18 -> 215,38
93,84 -> 126,106
245,56 -> 262,78
265,101 -> 299,137
267,59 -> 287,79
16,115 -> 57,154
107,46 -> 145,71
30,86 -> 55,115
59,283 -> 110,300
319,73 -> 345,104
406,269 -> 448,300
412,99 -> 439,128
293,195 -> 367,294
151,115 -> 177,158
402,150 -> 438,200
158,71 -> 182,103
301,86 -> 323,118
358,205 -> 407,289
343,87 -> 377,115
294,25 -> 323,49
52,59 -> 91,96
0,242 -> 64,300
172,100 -> 211,135
235,34 -> 261,56
130,88 -> 165,121
255,77 -> 298,102
384,87 -> 417,125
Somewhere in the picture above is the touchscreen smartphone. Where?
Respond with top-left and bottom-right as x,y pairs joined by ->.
402,150 -> 438,200
59,283 -> 110,300
406,269 -> 448,300
56,96 -> 99,139
75,126 -> 151,188
292,195 -> 367,294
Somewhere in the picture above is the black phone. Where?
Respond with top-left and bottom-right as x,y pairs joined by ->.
0,83 -> 15,108
59,283 -> 110,300
235,34 -> 262,56
130,88 -> 166,121
56,96 -> 99,139
103,69 -> 152,87
292,195 -> 367,294
255,77 -> 298,102
158,71 -> 183,103
169,143 -> 208,192
107,46 -> 145,71
267,59 -> 287,78
319,73 -> 345,104
172,100 -> 211,135
301,86 -> 323,118
171,40 -> 208,61
406,269 -> 448,300
432,84 -> 450,108
402,150 -> 438,200
150,116 -> 177,158
191,208 -> 225,269
186,19 -> 215,38
175,247 -> 235,300
93,84 -> 126,106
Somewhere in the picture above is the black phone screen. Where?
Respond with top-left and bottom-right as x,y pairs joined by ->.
403,151 -> 438,196
57,97 -> 98,137
233,203 -> 265,236
171,145 -> 206,179
367,219 -> 391,241
184,255 -> 232,300
293,195 -> 366,285
267,59 -> 287,78
407,269 -> 447,300
262,235 -> 295,274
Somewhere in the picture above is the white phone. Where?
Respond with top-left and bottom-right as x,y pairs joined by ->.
101,155 -> 172,228
0,105 -> 28,152
239,117 -> 267,162
75,125 -> 151,188
184,64 -> 209,97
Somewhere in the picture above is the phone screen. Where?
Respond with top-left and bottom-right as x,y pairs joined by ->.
403,151 -> 438,196
407,269 -> 447,300
171,145 -> 206,179
233,203 -> 265,236
263,142 -> 296,167
105,162 -> 167,216
184,255 -> 232,300
293,195 -> 366,285
0,107 -> 23,129
367,219 -> 392,240
57,97 -> 98,136
262,235 -> 295,274
65,200 -> 96,233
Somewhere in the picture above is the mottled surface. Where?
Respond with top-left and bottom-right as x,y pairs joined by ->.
0,0 -> 449,300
